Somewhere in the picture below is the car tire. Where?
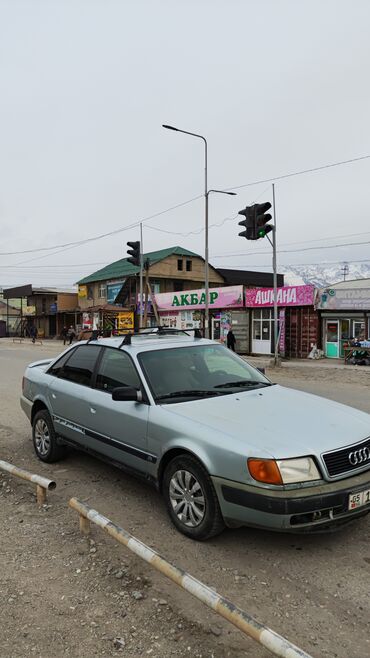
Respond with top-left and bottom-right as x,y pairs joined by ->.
32,409 -> 67,463
163,454 -> 225,540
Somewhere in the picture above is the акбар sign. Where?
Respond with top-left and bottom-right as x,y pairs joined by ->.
245,284 -> 314,307
154,286 -> 244,311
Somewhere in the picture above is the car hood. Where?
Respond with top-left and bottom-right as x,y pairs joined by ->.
164,384 -> 370,459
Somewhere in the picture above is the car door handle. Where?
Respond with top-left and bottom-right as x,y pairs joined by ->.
51,393 -> 57,399
90,407 -> 97,414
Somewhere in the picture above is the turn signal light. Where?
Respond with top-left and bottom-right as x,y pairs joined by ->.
247,458 -> 283,485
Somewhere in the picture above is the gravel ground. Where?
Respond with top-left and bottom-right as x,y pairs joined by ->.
0,340 -> 369,658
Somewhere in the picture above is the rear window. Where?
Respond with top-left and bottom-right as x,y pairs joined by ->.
56,345 -> 101,387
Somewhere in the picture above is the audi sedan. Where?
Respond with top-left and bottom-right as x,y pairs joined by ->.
20,333 -> 370,540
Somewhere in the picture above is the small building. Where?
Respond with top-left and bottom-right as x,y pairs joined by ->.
316,279 -> 370,358
246,284 -> 317,357
2,285 -> 80,338
77,246 -> 224,332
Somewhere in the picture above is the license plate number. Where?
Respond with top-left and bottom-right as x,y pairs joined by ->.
348,489 -> 370,510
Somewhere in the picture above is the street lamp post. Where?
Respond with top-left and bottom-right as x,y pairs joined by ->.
162,124 -> 235,337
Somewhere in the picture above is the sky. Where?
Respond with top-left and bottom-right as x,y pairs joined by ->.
1,0 -> 370,288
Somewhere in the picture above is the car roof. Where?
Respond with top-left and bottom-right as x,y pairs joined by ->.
79,335 -> 216,354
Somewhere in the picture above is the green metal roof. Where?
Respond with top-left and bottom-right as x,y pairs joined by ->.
77,246 -> 200,285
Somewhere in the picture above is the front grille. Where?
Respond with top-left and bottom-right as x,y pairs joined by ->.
322,437 -> 370,477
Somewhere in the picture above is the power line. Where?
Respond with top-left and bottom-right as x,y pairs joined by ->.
225,153 -> 370,191
0,194 -> 203,256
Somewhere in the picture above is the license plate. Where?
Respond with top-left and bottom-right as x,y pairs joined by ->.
348,489 -> 370,510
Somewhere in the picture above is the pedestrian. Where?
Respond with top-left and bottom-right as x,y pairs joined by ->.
227,328 -> 236,352
61,326 -> 68,345
67,325 -> 76,345
30,325 -> 37,344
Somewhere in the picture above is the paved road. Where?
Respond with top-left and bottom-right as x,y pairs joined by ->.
1,341 -> 370,658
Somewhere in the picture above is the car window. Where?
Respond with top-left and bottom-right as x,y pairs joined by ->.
95,348 -> 141,393
58,345 -> 101,387
138,344 -> 269,401
48,349 -> 76,377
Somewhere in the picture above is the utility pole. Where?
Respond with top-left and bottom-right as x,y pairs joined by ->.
139,223 -> 143,329
341,263 -> 349,282
272,183 -> 278,365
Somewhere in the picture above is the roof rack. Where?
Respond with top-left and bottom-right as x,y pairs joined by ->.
86,329 -> 100,344
117,326 -> 203,348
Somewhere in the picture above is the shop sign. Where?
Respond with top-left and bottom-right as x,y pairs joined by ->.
50,303 -> 57,314
24,305 -> 36,316
154,285 -> 244,311
78,285 -> 87,298
107,282 -> 124,305
117,311 -> 134,332
317,287 -> 370,310
246,284 -> 314,307
160,310 -> 201,331
279,308 -> 286,357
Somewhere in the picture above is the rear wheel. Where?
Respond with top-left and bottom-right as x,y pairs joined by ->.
32,409 -> 67,463
163,454 -> 225,540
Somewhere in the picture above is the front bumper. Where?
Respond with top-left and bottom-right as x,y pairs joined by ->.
212,470 -> 370,532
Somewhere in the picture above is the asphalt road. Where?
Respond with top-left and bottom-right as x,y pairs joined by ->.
1,340 -> 370,658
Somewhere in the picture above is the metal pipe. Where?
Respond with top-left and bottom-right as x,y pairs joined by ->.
0,459 -> 56,505
69,498 -> 314,658
139,222 -> 143,329
272,183 -> 279,365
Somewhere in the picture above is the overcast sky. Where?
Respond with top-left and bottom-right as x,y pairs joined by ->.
1,0 -> 370,288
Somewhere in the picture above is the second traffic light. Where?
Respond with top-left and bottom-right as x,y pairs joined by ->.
126,241 -> 141,267
238,202 -> 273,240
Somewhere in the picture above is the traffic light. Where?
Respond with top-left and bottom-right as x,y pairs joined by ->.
238,206 -> 255,240
255,202 -> 273,239
238,202 -> 273,240
126,241 -> 141,267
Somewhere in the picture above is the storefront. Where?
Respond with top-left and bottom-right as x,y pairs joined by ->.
245,285 -> 316,356
81,305 -> 134,335
317,287 -> 370,358
154,285 -> 248,350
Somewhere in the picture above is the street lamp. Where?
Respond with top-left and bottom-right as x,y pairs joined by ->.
162,124 -> 236,337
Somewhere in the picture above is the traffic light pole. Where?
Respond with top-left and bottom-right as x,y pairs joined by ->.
139,223 -> 143,329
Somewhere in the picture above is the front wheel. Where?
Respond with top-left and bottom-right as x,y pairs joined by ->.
32,409 -> 67,463
163,454 -> 225,540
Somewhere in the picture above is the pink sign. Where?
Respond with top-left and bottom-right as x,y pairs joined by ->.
155,285 -> 244,312
245,284 -> 314,308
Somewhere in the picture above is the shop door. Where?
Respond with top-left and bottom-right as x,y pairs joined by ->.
212,319 -> 221,340
339,319 -> 350,358
325,320 -> 339,358
252,309 -> 272,354
353,321 -> 365,339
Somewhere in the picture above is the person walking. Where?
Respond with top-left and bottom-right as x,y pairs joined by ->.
61,326 -> 68,345
227,328 -> 236,352
30,325 -> 37,344
67,325 -> 76,345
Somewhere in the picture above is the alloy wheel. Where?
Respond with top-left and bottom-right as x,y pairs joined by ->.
34,419 -> 50,456
169,469 -> 206,527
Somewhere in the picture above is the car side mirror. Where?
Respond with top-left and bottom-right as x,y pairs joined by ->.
112,386 -> 143,402
257,367 -> 265,375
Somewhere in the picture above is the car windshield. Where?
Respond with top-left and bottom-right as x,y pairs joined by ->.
138,344 -> 271,403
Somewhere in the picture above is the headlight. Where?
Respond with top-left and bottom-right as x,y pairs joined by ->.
277,457 -> 321,484
247,457 -> 321,485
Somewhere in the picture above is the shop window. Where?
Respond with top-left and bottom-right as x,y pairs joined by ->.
186,260 -> 192,272
99,284 -> 107,299
151,280 -> 161,294
177,259 -> 183,271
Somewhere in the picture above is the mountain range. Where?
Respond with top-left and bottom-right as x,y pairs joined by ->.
281,263 -> 370,287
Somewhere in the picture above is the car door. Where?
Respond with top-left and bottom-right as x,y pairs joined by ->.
84,347 -> 152,474
47,344 -> 102,445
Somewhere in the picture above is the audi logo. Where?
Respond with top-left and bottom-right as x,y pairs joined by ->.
348,447 -> 370,466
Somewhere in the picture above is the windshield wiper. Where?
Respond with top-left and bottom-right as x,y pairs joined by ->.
156,389 -> 223,401
214,380 -> 272,389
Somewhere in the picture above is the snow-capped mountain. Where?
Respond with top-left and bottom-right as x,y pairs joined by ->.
281,263 -> 370,287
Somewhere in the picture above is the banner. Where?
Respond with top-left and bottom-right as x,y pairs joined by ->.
78,285 -> 87,298
246,285 -> 314,308
117,311 -> 134,332
107,282 -> 124,305
317,287 -> 370,310
154,285 -> 244,311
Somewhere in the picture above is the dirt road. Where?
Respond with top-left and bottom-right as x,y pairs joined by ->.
1,341 -> 369,658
